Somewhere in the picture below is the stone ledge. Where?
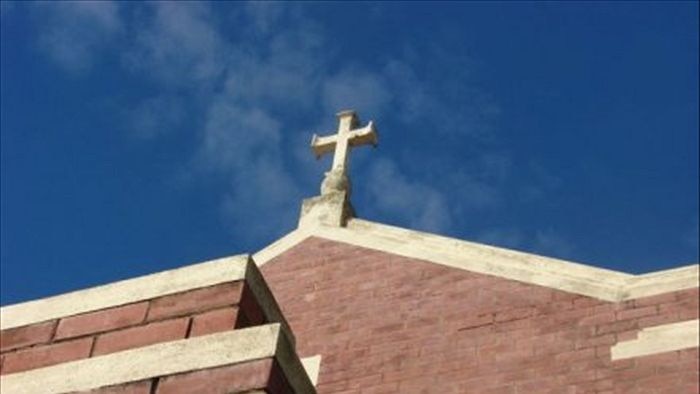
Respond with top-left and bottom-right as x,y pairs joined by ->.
0,323 -> 314,394
0,256 -> 294,346
255,219 -> 698,302
301,355 -> 321,386
611,319 -> 700,360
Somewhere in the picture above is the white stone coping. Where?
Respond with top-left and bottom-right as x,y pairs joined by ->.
254,218 -> 699,302
0,255 -> 294,343
0,323 -> 315,394
611,319 -> 700,360
3,217 -> 697,330
301,355 -> 321,386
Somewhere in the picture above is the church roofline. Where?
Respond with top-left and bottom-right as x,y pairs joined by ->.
2,218 -> 697,331
0,323 -> 315,394
254,218 -> 699,303
0,255 -> 293,341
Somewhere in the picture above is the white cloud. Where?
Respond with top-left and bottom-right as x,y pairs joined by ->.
35,1 -> 122,73
533,229 -> 576,260
124,2 -> 225,88
322,68 -> 392,116
367,158 -> 452,233
476,228 -> 524,249
127,95 -> 185,140
28,2 -> 520,244
220,158 -> 300,240
199,100 -> 282,171
475,227 -> 577,261
383,57 -> 500,138
196,98 -> 301,242
243,2 -> 286,35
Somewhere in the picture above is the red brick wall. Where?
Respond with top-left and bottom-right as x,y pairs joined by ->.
0,281 -> 265,375
261,237 -> 699,393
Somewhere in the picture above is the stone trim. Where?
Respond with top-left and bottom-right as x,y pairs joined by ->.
0,256 -> 293,344
244,258 -> 295,346
301,355 -> 321,386
1,255 -> 247,330
611,319 -> 700,360
254,227 -> 312,266
256,219 -> 698,302
625,265 -> 700,299
4,218 -> 696,329
0,323 -> 315,394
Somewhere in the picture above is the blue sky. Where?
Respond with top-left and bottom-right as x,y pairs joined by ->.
1,2 -> 698,305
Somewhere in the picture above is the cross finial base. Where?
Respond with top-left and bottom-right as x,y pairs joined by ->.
320,168 -> 352,196
298,190 -> 355,228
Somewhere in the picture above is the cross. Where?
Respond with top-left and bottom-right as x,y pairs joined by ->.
311,110 -> 378,173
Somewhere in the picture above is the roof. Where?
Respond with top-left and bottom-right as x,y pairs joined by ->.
255,217 -> 698,303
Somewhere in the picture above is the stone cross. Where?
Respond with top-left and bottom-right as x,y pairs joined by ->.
301,110 -> 377,227
311,110 -> 378,174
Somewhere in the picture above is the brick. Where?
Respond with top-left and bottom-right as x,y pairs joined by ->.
238,284 -> 265,327
495,307 -> 533,322
634,292 -> 677,307
189,307 -> 240,337
147,282 -> 243,321
2,337 -> 92,374
575,334 -> 615,349
361,382 -> 400,394
554,348 -> 596,363
267,359 -> 294,394
157,358 -> 275,394
673,288 -> 699,301
616,306 -> 657,321
55,302 -> 148,340
637,313 -> 682,328
579,312 -> 615,326
0,320 -> 56,352
259,237 -> 700,393
455,314 -> 493,330
616,329 -> 639,341
93,318 -> 188,356
87,380 -> 153,394
596,319 -> 637,335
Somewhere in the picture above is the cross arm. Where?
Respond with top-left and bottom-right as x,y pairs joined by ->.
348,121 -> 378,147
310,134 -> 337,159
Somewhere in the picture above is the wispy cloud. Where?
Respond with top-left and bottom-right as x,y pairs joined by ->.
322,68 -> 392,116
384,54 -> 500,139
127,95 -> 185,140
34,1 -> 122,73
28,2 -> 517,245
367,158 -> 452,233
124,2 -> 225,89
476,228 -> 524,250
533,229 -> 576,260
476,227 -> 578,261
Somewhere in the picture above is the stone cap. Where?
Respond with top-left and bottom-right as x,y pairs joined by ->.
0,255 -> 293,345
256,217 -> 699,302
0,323 -> 315,394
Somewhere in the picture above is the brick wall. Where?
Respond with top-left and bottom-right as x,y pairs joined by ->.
0,280 -> 264,376
261,237 -> 699,393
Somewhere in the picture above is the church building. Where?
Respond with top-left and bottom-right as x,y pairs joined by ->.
1,111 -> 698,393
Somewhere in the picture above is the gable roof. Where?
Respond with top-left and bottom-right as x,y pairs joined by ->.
2,217 -> 696,331
254,218 -> 698,302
